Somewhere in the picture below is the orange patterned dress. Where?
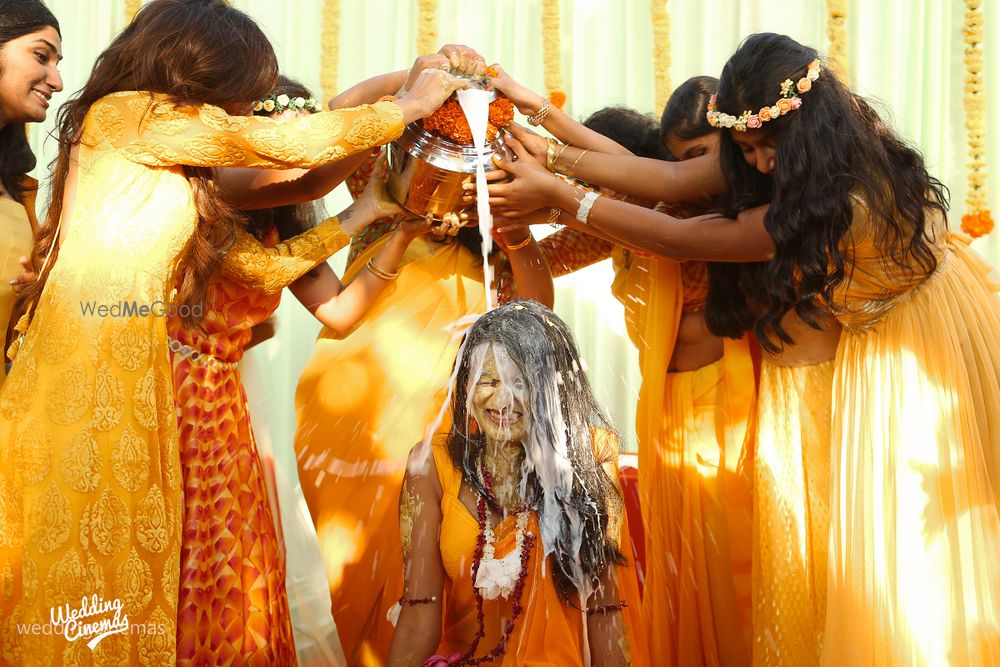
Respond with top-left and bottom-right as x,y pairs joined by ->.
168,220 -> 351,665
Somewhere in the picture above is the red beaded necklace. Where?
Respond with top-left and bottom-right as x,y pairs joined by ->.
456,464 -> 536,665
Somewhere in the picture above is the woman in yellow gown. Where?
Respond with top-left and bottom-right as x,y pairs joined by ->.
490,33 -> 1000,666
388,299 -> 647,665
294,146 -> 554,664
0,1 -> 62,384
0,1 -> 465,663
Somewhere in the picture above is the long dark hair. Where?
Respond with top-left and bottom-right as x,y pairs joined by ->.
711,33 -> 947,351
583,106 -> 670,160
246,75 -> 323,242
660,75 -> 719,144
0,0 -> 59,203
446,299 -> 625,605
18,0 -> 278,329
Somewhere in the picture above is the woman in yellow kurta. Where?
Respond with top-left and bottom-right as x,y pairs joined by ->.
388,300 -> 647,665
0,2 -> 464,664
0,1 -> 62,383
294,149 -> 553,664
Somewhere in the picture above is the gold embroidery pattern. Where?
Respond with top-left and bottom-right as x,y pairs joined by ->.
132,367 -> 159,431
22,552 -> 37,603
345,112 -> 393,150
15,418 -> 52,486
138,606 -> 175,666
80,488 -> 131,556
0,475 -> 22,548
0,353 -> 36,419
0,561 -> 11,600
111,318 -> 152,372
198,104 -> 250,133
136,485 -> 169,553
45,548 -> 105,609
116,547 -> 153,613
185,134 -> 247,166
46,362 -> 90,426
38,312 -> 80,366
119,140 -> 184,166
222,218 -> 351,294
163,432 -> 180,492
113,425 -> 151,492
244,130 -> 308,164
92,363 -> 125,431
61,428 -> 102,493
311,143 -> 348,164
161,546 -> 179,601
304,111 -> 344,137
28,482 -> 71,553
92,103 -> 126,144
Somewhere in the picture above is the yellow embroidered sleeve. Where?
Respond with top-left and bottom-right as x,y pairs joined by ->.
221,216 -> 352,294
85,91 -> 403,169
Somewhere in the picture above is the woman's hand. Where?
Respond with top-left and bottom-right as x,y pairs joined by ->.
488,64 -> 547,117
9,256 -> 36,295
486,135 -> 560,218
397,69 -> 470,123
356,154 -> 403,220
505,124 -> 548,164
437,44 -> 486,77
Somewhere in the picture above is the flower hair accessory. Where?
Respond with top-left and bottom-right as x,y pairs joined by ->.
707,59 -> 821,131
253,93 -> 322,115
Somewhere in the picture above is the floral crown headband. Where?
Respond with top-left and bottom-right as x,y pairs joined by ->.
707,59 -> 822,131
253,92 -> 322,115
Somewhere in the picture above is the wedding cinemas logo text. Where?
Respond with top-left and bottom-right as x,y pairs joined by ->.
79,300 -> 203,319
15,594 -> 168,650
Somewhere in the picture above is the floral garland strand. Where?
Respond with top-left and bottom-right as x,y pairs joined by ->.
417,0 -> 438,57
961,0 -> 993,237
825,0 -> 850,85
320,0 -> 340,101
540,0 -> 566,109
651,0 -> 671,113
124,0 -> 141,25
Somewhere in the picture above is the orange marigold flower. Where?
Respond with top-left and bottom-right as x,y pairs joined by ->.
423,95 -> 515,145
961,209 -> 995,237
549,91 -> 567,109
485,66 -> 499,78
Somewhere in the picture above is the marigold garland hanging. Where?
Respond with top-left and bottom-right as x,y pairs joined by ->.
651,0 -> 671,113
540,0 -> 566,109
124,0 -> 140,24
961,0 -> 992,237
417,0 -> 438,57
824,0 -> 850,85
320,0 -> 340,101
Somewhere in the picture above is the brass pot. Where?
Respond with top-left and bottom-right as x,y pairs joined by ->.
386,115 -> 506,221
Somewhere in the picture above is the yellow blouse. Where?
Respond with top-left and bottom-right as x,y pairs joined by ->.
0,91 -> 402,666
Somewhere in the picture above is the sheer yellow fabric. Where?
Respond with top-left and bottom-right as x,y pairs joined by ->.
822,206 -> 1000,665
0,198 -> 33,385
753,359 -> 834,666
611,249 -> 755,666
295,236 -> 487,665
221,216 -> 351,294
0,92 -> 402,666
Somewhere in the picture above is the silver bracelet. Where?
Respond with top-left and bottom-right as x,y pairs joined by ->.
527,98 -> 551,126
576,191 -> 600,224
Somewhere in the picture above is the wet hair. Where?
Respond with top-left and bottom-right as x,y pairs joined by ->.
0,0 -> 60,202
446,299 -> 625,606
582,106 -> 670,160
709,33 -> 947,352
246,75 -> 323,242
19,0 -> 279,329
659,75 -> 719,144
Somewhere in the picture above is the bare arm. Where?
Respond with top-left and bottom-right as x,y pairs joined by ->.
488,138 -> 773,262
386,446 -> 446,666
495,230 -> 554,308
287,221 -> 426,337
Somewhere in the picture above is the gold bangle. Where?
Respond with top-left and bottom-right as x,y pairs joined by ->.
504,235 -> 533,251
546,206 -> 562,229
545,137 -> 562,172
566,149 -> 589,181
552,143 -> 569,173
366,257 -> 399,280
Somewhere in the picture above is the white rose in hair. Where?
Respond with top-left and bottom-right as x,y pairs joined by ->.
276,94 -> 290,107
293,96 -> 306,109
263,99 -> 275,112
